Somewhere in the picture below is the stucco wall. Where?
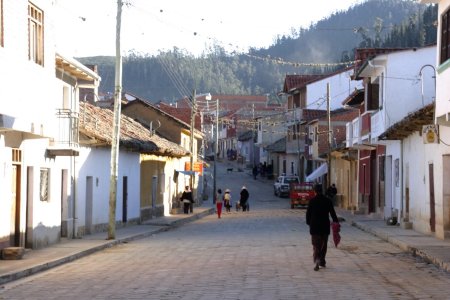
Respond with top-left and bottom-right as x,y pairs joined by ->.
307,69 -> 363,110
76,147 -> 141,235
21,138 -> 73,249
384,140 -> 402,219
435,0 -> 450,125
384,47 -> 436,128
402,128 -> 450,238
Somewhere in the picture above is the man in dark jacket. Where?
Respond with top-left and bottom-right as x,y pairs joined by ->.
240,186 -> 250,212
180,186 -> 193,214
306,183 -> 339,271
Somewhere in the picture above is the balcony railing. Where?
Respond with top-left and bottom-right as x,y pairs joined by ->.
55,109 -> 79,147
346,116 -> 361,147
285,107 -> 302,125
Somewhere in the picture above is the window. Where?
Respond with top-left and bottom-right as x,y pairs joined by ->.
40,168 -> 50,201
28,2 -> 44,65
367,81 -> 380,111
441,8 -> 450,64
0,0 -> 3,47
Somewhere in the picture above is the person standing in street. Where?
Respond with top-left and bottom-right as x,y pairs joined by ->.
252,165 -> 258,180
180,186 -> 193,214
240,186 -> 250,212
306,183 -> 339,271
216,188 -> 223,218
224,189 -> 232,212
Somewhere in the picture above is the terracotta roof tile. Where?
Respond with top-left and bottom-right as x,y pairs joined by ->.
79,102 -> 188,157
283,75 -> 325,92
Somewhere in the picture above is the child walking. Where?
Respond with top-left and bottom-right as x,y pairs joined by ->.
216,188 -> 223,218
224,189 -> 232,212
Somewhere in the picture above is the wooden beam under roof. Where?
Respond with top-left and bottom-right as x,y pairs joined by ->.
55,54 -> 99,82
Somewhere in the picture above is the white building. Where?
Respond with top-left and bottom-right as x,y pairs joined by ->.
420,0 -> 450,239
0,1 -> 100,250
355,45 -> 437,224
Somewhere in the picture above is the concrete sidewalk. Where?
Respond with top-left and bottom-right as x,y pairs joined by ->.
0,205 -> 214,285
336,208 -> 450,274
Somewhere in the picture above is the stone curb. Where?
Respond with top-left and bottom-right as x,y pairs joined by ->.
350,220 -> 450,273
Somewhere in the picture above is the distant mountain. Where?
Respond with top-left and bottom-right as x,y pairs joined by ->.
78,0 -> 436,103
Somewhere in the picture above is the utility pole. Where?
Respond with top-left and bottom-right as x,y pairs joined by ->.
108,0 -> 122,240
213,98 -> 219,204
295,105 -> 301,180
190,89 -> 196,195
252,103 -> 256,167
327,83 -> 331,190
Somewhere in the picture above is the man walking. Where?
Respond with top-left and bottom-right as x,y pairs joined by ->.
180,186 -> 193,214
240,186 -> 250,212
306,183 -> 339,271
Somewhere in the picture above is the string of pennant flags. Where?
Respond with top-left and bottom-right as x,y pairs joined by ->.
243,53 -> 362,68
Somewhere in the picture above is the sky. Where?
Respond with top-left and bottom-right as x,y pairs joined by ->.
55,0 -> 363,57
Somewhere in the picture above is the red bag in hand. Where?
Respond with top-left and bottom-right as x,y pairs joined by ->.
331,222 -> 341,248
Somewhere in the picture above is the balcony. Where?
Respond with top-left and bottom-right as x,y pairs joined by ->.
346,116 -> 361,147
46,109 -> 79,157
285,107 -> 302,126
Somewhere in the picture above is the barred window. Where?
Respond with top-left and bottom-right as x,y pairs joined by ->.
40,168 -> 50,201
28,2 -> 44,65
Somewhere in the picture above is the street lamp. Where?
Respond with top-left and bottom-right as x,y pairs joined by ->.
418,64 -> 436,120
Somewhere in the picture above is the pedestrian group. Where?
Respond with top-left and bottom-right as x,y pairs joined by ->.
215,186 -> 250,218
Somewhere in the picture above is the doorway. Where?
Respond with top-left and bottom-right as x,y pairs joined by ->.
11,164 -> 21,246
61,169 -> 69,237
429,163 -> 436,232
85,176 -> 93,234
122,176 -> 128,223
384,156 -> 393,218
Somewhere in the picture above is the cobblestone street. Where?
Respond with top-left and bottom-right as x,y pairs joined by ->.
1,162 -> 450,300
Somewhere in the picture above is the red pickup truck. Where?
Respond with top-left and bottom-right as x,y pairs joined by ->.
290,182 -> 315,209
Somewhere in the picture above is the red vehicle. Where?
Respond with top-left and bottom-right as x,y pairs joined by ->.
290,182 -> 315,209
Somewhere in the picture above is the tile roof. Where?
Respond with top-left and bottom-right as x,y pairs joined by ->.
342,88 -> 364,107
156,102 -> 202,130
302,109 -> 327,122
265,137 -> 286,152
79,102 -> 188,157
238,130 -> 254,141
283,75 -> 325,93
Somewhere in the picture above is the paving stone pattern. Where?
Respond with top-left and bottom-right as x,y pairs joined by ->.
1,163 -> 450,299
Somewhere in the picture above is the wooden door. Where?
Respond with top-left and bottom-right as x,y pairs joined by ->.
122,176 -> 128,223
11,165 -> 21,246
429,163 -> 436,232
85,176 -> 93,234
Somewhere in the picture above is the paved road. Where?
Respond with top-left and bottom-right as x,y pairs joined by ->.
1,163 -> 450,300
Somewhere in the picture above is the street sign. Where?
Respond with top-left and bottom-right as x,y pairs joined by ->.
422,124 -> 439,144
185,161 -> 203,175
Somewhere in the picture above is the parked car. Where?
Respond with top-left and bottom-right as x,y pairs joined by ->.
290,182 -> 315,209
273,175 -> 300,197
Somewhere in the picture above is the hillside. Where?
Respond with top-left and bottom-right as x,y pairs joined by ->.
78,0 -> 436,103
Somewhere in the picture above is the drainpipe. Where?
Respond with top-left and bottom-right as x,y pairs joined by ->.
72,84 -> 78,239
72,156 -> 77,238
